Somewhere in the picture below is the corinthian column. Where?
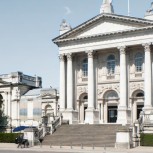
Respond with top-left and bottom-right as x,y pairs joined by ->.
143,43 -> 152,110
66,53 -> 73,110
59,54 -> 66,111
117,46 -> 129,125
119,46 -> 127,108
87,51 -> 94,109
85,51 -> 99,124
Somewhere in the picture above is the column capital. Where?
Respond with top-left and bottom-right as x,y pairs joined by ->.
142,43 -> 151,52
117,46 -> 126,55
66,53 -> 72,61
59,54 -> 65,61
86,50 -> 94,58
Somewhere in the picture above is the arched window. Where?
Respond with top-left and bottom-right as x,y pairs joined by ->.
136,92 -> 144,97
135,53 -> 143,72
107,55 -> 115,74
106,91 -> 118,99
82,58 -> 88,77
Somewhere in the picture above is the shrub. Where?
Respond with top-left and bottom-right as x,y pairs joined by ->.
0,133 -> 20,143
140,133 -> 153,146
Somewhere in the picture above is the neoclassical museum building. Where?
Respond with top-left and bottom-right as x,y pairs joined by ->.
53,1 -> 153,125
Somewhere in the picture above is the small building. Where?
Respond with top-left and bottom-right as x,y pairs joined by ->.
20,88 -> 59,129
0,71 -> 42,130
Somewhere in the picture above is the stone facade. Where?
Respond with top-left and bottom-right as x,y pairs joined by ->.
20,88 -> 59,129
53,1 -> 153,125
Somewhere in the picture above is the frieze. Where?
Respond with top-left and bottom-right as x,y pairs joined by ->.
97,84 -> 119,99
130,82 -> 144,95
77,86 -> 88,99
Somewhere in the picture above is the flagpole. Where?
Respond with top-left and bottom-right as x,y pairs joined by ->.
128,0 -> 130,16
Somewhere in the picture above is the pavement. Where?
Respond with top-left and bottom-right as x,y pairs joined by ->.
0,143 -> 153,153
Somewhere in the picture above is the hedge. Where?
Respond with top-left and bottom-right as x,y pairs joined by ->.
0,133 -> 20,143
140,133 -> 153,146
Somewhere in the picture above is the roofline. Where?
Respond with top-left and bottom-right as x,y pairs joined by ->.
53,25 -> 153,44
53,13 -> 153,43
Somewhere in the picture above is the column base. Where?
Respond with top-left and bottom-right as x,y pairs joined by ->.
117,107 -> 131,125
62,110 -> 78,124
85,109 -> 99,124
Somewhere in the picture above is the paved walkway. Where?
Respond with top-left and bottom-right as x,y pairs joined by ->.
0,143 -> 153,153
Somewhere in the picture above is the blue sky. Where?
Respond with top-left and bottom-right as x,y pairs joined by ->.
0,0 -> 152,89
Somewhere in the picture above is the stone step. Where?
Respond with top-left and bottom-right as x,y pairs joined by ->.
42,124 -> 122,147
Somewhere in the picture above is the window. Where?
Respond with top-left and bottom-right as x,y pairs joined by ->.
82,58 -> 88,77
107,55 -> 115,74
20,109 -> 27,116
136,92 -> 144,97
33,108 -> 42,116
135,53 -> 143,72
106,91 -> 118,99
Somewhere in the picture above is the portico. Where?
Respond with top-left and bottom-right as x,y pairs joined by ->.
54,1 -> 153,125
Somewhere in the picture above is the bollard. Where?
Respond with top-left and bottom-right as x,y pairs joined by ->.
50,144 -> 52,148
104,145 -> 106,153
81,143 -> 83,149
92,144 -> 94,150
40,142 -> 42,148
70,143 -> 72,149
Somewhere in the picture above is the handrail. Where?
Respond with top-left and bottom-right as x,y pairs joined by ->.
50,116 -> 61,134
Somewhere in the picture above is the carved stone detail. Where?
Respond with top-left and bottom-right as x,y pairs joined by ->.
118,46 -> 126,55
97,84 -> 119,99
77,86 -> 88,99
87,51 -> 93,58
142,43 -> 151,52
59,54 -> 65,61
66,53 -> 72,61
130,82 -> 144,96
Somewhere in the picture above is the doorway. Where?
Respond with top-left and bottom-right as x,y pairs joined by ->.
79,95 -> 88,123
137,105 -> 144,119
108,106 -> 117,123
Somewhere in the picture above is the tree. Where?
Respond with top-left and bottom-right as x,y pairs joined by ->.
0,109 -> 8,132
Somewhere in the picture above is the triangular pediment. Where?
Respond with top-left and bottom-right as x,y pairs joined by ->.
70,20 -> 141,38
53,13 -> 153,43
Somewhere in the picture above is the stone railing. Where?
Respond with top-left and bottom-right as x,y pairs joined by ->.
50,116 -> 62,134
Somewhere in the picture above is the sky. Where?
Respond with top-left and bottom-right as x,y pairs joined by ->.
0,0 -> 152,89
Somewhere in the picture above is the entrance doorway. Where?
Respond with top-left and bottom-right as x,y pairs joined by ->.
137,105 -> 144,119
131,91 -> 144,123
79,94 -> 88,123
108,106 -> 117,123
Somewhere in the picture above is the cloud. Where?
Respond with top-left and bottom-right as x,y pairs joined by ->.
64,6 -> 71,15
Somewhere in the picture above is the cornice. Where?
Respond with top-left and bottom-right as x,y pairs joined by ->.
53,13 -> 153,43
54,25 -> 153,45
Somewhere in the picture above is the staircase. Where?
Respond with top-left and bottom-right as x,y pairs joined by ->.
42,124 -> 122,147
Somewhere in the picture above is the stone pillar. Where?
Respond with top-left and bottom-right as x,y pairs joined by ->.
59,54 -> 66,111
143,43 -> 152,111
85,51 -> 99,124
62,53 -> 78,124
87,51 -> 94,109
4,92 -> 8,116
117,46 -> 129,125
66,53 -> 73,110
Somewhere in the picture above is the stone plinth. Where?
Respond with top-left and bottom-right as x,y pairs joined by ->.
115,126 -> 131,149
